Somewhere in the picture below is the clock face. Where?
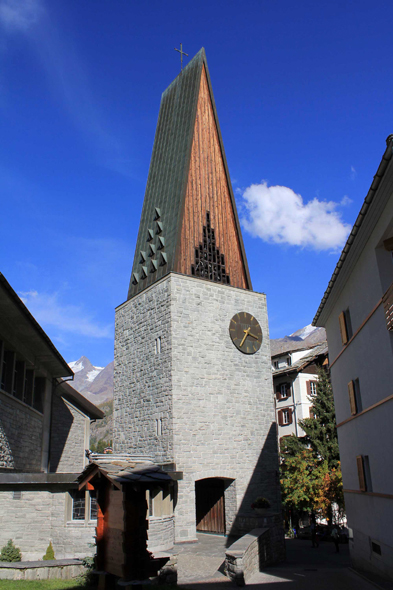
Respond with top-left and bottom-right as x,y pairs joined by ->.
229,312 -> 263,355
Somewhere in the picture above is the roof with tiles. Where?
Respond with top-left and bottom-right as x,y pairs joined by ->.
272,342 -> 328,377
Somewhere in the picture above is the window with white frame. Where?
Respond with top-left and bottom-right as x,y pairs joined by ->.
280,383 -> 289,398
69,489 -> 97,523
310,381 -> 317,395
282,409 -> 291,425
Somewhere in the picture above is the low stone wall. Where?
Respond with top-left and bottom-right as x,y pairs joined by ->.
148,515 -> 174,552
226,526 -> 285,586
0,559 -> 85,580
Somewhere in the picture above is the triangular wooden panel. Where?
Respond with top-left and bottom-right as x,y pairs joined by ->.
175,66 -> 249,290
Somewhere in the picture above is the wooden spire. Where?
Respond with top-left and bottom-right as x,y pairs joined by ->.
128,49 -> 251,300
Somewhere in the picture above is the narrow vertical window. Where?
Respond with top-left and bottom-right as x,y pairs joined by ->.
155,417 -> 163,437
339,308 -> 353,345
155,336 -> 161,354
339,311 -> 348,345
348,380 -> 357,415
363,456 -> 373,492
356,455 -> 366,492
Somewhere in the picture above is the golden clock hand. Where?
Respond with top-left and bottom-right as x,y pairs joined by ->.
240,328 -> 250,347
248,332 -> 259,340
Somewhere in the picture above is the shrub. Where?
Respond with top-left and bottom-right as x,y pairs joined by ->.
43,541 -> 55,560
0,539 -> 22,562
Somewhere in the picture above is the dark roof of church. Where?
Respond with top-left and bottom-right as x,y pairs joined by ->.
58,381 -> 105,420
0,273 -> 72,378
127,48 -> 251,299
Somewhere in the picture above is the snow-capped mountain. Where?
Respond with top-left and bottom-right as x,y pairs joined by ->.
68,356 -> 113,404
290,324 -> 319,340
270,324 -> 326,356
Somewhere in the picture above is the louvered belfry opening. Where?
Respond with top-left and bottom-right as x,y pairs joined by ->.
191,211 -> 230,285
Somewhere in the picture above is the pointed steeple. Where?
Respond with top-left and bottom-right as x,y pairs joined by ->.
128,48 -> 251,299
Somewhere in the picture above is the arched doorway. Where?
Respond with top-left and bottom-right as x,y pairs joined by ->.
195,478 -> 226,534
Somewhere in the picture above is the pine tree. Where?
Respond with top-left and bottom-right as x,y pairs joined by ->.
299,366 -> 340,469
0,539 -> 22,562
43,541 -> 55,561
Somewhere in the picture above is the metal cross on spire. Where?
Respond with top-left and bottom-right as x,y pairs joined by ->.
174,43 -> 188,71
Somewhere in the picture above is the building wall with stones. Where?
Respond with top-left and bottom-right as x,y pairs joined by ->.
114,273 -> 281,544
0,490 -> 95,560
0,391 -> 43,472
147,516 -> 174,553
50,395 -> 89,474
170,274 -> 279,541
114,277 -> 173,464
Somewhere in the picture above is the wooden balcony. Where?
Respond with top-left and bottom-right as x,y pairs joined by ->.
382,282 -> 393,331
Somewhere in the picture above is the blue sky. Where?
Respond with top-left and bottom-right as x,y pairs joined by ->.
1,0 -> 392,367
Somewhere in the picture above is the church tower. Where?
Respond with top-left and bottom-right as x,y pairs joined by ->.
114,49 -> 282,549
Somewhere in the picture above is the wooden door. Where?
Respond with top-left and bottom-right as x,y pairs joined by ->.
195,478 -> 225,533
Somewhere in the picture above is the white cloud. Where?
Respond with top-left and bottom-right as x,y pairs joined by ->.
240,182 -> 351,251
340,195 -> 352,206
19,290 -> 113,339
0,0 -> 43,32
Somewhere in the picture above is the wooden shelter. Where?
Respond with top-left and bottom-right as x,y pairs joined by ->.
78,459 -> 174,585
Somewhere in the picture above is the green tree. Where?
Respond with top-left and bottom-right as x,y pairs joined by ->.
0,539 -> 22,562
299,367 -> 340,469
280,367 -> 344,522
43,541 -> 55,560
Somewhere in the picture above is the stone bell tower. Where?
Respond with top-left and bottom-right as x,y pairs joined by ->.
113,49 -> 283,551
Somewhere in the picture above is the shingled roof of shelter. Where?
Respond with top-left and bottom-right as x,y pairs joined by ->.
127,48 -> 251,299
272,342 -> 328,377
78,459 -> 173,490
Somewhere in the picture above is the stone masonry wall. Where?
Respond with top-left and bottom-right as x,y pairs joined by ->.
50,395 -> 88,473
113,278 -> 173,463
113,273 -> 281,544
0,392 -> 43,472
147,516 -> 174,552
170,274 -> 280,542
0,490 -> 95,560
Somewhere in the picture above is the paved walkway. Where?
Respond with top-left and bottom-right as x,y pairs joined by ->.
175,534 -> 389,589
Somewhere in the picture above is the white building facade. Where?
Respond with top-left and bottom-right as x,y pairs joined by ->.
272,344 -> 328,440
314,135 -> 393,582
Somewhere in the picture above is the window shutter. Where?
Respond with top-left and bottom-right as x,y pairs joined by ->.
278,410 -> 283,426
339,311 -> 348,345
357,455 -> 366,491
288,409 -> 293,424
286,383 -> 291,397
348,380 -> 357,415
306,381 -> 311,396
275,385 -> 281,400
